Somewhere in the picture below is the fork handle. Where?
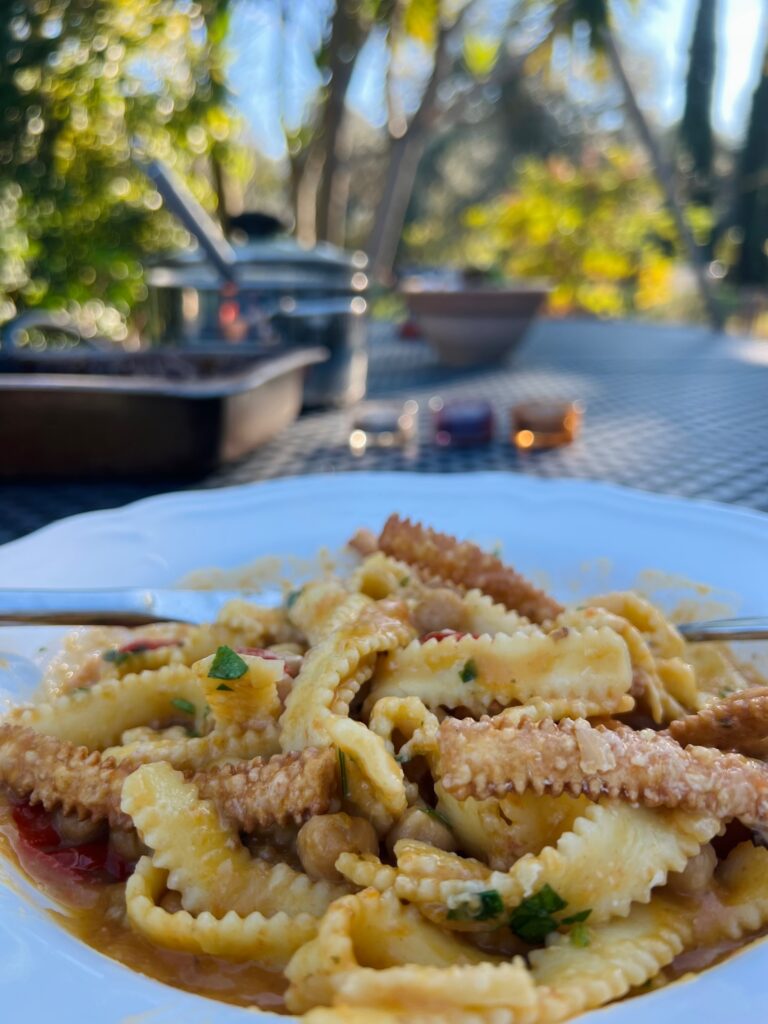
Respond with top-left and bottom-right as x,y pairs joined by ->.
677,617 -> 768,643
0,588 -> 170,625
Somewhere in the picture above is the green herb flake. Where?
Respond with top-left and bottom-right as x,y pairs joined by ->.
171,697 -> 196,716
399,576 -> 410,587
186,726 -> 200,739
394,752 -> 410,765
216,683 -> 234,692
102,648 -> 130,665
509,884 -> 568,943
286,588 -> 303,610
446,905 -> 468,921
459,658 -> 478,684
338,748 -> 349,799
474,890 -> 504,922
421,807 -> 451,829
561,909 -> 591,925
208,645 -> 248,681
718,688 -> 732,699
74,686 -> 91,693
569,921 -> 590,947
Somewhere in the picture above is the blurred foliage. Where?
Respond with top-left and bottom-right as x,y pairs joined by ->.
0,0 -> 244,339
406,147 -> 712,318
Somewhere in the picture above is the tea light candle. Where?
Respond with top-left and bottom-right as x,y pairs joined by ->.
431,397 -> 494,447
510,400 -> 584,450
349,401 -> 418,454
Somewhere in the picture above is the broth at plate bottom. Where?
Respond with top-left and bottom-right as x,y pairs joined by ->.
0,796 -> 287,1011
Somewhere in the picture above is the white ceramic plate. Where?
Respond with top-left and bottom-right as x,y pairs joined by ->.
1,472 -> 767,1023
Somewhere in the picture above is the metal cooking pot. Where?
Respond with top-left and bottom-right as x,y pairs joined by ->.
144,239 -> 369,408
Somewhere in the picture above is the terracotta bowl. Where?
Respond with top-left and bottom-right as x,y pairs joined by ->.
402,287 -> 550,367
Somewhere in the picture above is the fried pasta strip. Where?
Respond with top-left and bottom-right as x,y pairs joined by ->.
0,722 -> 132,828
378,515 -> 562,624
368,629 -> 633,718
103,720 -> 281,769
126,857 -> 317,968
438,717 -> 768,831
8,665 -> 206,748
667,686 -> 768,757
121,762 -> 344,917
0,722 -> 337,830
393,802 -> 718,929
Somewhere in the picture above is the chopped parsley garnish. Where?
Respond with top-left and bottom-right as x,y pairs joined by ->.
508,884 -> 567,942
508,888 -> 592,944
208,645 -> 248,681
286,588 -> 303,610
170,697 -> 196,716
399,576 -> 410,587
338,748 -> 349,798
74,686 -> 91,693
569,921 -> 591,947
459,658 -> 478,684
421,807 -> 451,829
216,683 -> 234,692
447,889 -> 504,922
395,752 -> 410,764
475,890 -> 504,921
561,909 -> 591,925
102,648 -> 130,665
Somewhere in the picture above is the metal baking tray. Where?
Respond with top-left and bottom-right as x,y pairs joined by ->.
0,347 -> 326,479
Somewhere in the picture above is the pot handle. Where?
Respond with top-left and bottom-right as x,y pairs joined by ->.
1,311 -> 114,350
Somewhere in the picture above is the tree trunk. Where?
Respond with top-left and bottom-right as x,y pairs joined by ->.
367,18 -> 455,281
601,25 -> 724,331
680,0 -> 717,204
313,0 -> 369,245
730,40 -> 768,286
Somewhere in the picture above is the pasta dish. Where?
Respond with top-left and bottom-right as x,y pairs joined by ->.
1,514 -> 767,1022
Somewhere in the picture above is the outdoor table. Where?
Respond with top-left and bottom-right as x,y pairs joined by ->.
1,317 -> 767,546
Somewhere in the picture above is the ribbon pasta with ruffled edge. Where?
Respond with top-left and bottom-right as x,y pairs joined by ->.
0,512 -> 767,1024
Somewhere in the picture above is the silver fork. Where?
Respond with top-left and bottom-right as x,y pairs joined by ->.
0,589 -> 764,640
0,588 -> 283,626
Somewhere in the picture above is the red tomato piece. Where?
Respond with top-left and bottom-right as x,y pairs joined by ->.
419,629 -> 479,644
118,638 -> 181,654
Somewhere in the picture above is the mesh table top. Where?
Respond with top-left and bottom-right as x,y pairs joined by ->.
2,318 -> 767,545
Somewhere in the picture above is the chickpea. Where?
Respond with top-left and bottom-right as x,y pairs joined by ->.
109,827 -> 147,863
411,588 -> 467,636
297,813 -> 379,882
667,843 -> 717,896
385,806 -> 457,857
51,809 -> 106,847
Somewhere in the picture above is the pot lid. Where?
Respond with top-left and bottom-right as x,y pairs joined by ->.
156,237 -> 368,272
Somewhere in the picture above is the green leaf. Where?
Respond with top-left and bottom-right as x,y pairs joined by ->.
562,908 -> 591,925
102,648 -> 130,665
421,807 -> 451,829
171,697 -> 196,716
459,659 -> 478,683
569,921 -> 591,947
474,889 -> 504,921
216,683 -> 234,692
286,588 -> 303,610
338,748 -> 349,799
463,34 -> 500,78
509,884 -> 568,943
208,645 -> 248,680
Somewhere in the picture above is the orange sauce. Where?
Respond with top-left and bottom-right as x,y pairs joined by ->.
0,796 -> 288,1011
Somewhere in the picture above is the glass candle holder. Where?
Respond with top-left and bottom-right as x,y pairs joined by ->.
510,400 -> 584,451
430,397 -> 494,448
349,400 -> 418,454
